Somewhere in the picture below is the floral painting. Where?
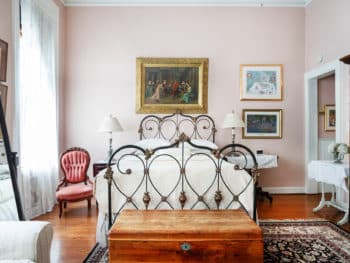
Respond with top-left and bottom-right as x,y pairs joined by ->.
240,64 -> 283,101
136,58 -> 208,113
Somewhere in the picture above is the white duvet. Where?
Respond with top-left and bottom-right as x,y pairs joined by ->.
94,149 -> 254,244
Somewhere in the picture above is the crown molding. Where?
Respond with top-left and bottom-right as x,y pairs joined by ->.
62,0 -> 311,7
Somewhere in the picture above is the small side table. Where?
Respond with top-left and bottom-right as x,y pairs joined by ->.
226,154 -> 278,202
93,162 -> 109,178
308,160 -> 349,225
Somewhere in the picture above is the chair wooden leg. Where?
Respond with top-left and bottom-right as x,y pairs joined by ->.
64,202 -> 67,208
88,198 -> 91,210
59,201 -> 63,218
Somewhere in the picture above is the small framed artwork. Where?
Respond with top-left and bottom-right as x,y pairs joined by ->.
0,84 -> 7,140
240,64 -> 283,101
242,109 -> 282,139
0,39 -> 8,82
136,57 -> 208,113
0,84 -> 8,114
324,105 -> 335,131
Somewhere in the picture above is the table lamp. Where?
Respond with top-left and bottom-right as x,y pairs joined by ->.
222,111 -> 245,145
98,114 -> 123,161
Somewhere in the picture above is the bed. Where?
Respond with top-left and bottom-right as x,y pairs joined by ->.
94,111 -> 258,245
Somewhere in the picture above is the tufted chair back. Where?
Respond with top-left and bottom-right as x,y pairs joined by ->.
60,147 -> 90,184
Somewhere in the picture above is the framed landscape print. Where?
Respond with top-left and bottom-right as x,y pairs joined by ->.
240,64 -> 283,101
136,57 -> 208,113
242,109 -> 282,139
324,105 -> 335,131
0,39 -> 8,82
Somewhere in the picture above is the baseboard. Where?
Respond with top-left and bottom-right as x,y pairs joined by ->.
262,187 -> 305,194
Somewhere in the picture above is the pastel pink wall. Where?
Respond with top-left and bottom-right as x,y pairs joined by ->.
64,7 -> 305,188
306,0 -> 350,146
305,0 -> 350,70
0,0 -> 14,140
318,74 -> 335,139
53,0 -> 66,154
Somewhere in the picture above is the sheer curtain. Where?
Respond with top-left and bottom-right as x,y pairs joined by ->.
16,0 -> 59,219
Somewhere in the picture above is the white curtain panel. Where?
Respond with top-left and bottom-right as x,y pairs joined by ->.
17,0 -> 59,219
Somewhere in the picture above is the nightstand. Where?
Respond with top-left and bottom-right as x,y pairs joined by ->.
93,162 -> 108,177
225,154 -> 278,203
93,161 -> 117,177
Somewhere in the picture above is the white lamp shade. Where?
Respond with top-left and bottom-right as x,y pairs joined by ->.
98,115 -> 123,133
222,112 -> 245,128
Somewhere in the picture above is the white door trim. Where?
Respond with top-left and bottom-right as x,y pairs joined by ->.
304,60 -> 347,193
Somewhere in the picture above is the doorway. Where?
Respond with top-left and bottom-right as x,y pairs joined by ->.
304,60 -> 349,193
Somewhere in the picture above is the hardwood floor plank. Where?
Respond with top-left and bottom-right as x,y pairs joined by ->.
34,194 -> 350,263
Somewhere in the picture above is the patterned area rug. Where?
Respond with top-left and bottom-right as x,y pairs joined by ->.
85,220 -> 350,262
261,220 -> 350,262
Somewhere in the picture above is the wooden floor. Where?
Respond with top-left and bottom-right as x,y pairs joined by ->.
35,194 -> 350,263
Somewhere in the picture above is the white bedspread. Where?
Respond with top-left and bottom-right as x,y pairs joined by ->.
94,150 -> 254,244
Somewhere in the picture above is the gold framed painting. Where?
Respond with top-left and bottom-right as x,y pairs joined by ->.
324,104 -> 335,131
136,57 -> 208,113
240,64 -> 283,101
0,39 -> 8,82
242,109 -> 283,139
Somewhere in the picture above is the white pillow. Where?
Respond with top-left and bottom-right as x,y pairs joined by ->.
134,138 -> 170,150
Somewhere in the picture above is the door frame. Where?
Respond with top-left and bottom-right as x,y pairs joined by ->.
304,60 -> 348,193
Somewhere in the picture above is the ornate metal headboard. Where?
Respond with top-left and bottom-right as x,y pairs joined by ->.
138,110 -> 217,142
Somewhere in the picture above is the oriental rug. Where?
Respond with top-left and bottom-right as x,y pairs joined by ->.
84,220 -> 350,262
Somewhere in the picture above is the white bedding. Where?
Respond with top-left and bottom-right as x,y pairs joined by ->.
94,148 -> 254,245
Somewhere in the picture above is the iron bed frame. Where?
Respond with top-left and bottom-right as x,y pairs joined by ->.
103,111 -> 259,229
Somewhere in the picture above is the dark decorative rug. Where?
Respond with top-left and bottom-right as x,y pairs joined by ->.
85,220 -> 350,262
261,220 -> 350,262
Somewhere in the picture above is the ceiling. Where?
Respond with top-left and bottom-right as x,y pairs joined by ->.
62,0 -> 313,7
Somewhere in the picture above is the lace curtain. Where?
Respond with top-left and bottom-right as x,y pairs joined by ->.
16,0 -> 59,219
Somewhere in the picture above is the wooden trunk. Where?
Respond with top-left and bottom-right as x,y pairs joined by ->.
109,210 -> 263,262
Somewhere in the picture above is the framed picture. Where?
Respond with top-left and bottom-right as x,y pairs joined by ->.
0,39 -> 8,82
324,105 -> 335,131
240,64 -> 283,101
136,57 -> 208,113
0,84 -> 7,140
0,84 -> 7,113
242,109 -> 282,139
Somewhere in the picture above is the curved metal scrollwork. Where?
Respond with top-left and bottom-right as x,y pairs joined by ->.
105,136 -> 257,228
138,111 -> 217,142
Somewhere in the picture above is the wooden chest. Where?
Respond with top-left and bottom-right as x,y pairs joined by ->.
109,210 -> 263,262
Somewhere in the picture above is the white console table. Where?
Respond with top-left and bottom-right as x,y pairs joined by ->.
308,160 -> 349,225
227,154 -> 278,202
226,154 -> 278,169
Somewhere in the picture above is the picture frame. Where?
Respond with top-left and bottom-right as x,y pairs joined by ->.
0,39 -> 8,82
324,104 -> 335,131
136,57 -> 208,113
242,109 -> 282,139
0,84 -> 7,114
240,64 -> 283,101
0,84 -> 8,140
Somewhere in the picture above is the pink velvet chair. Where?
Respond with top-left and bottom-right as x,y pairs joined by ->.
56,147 -> 93,217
